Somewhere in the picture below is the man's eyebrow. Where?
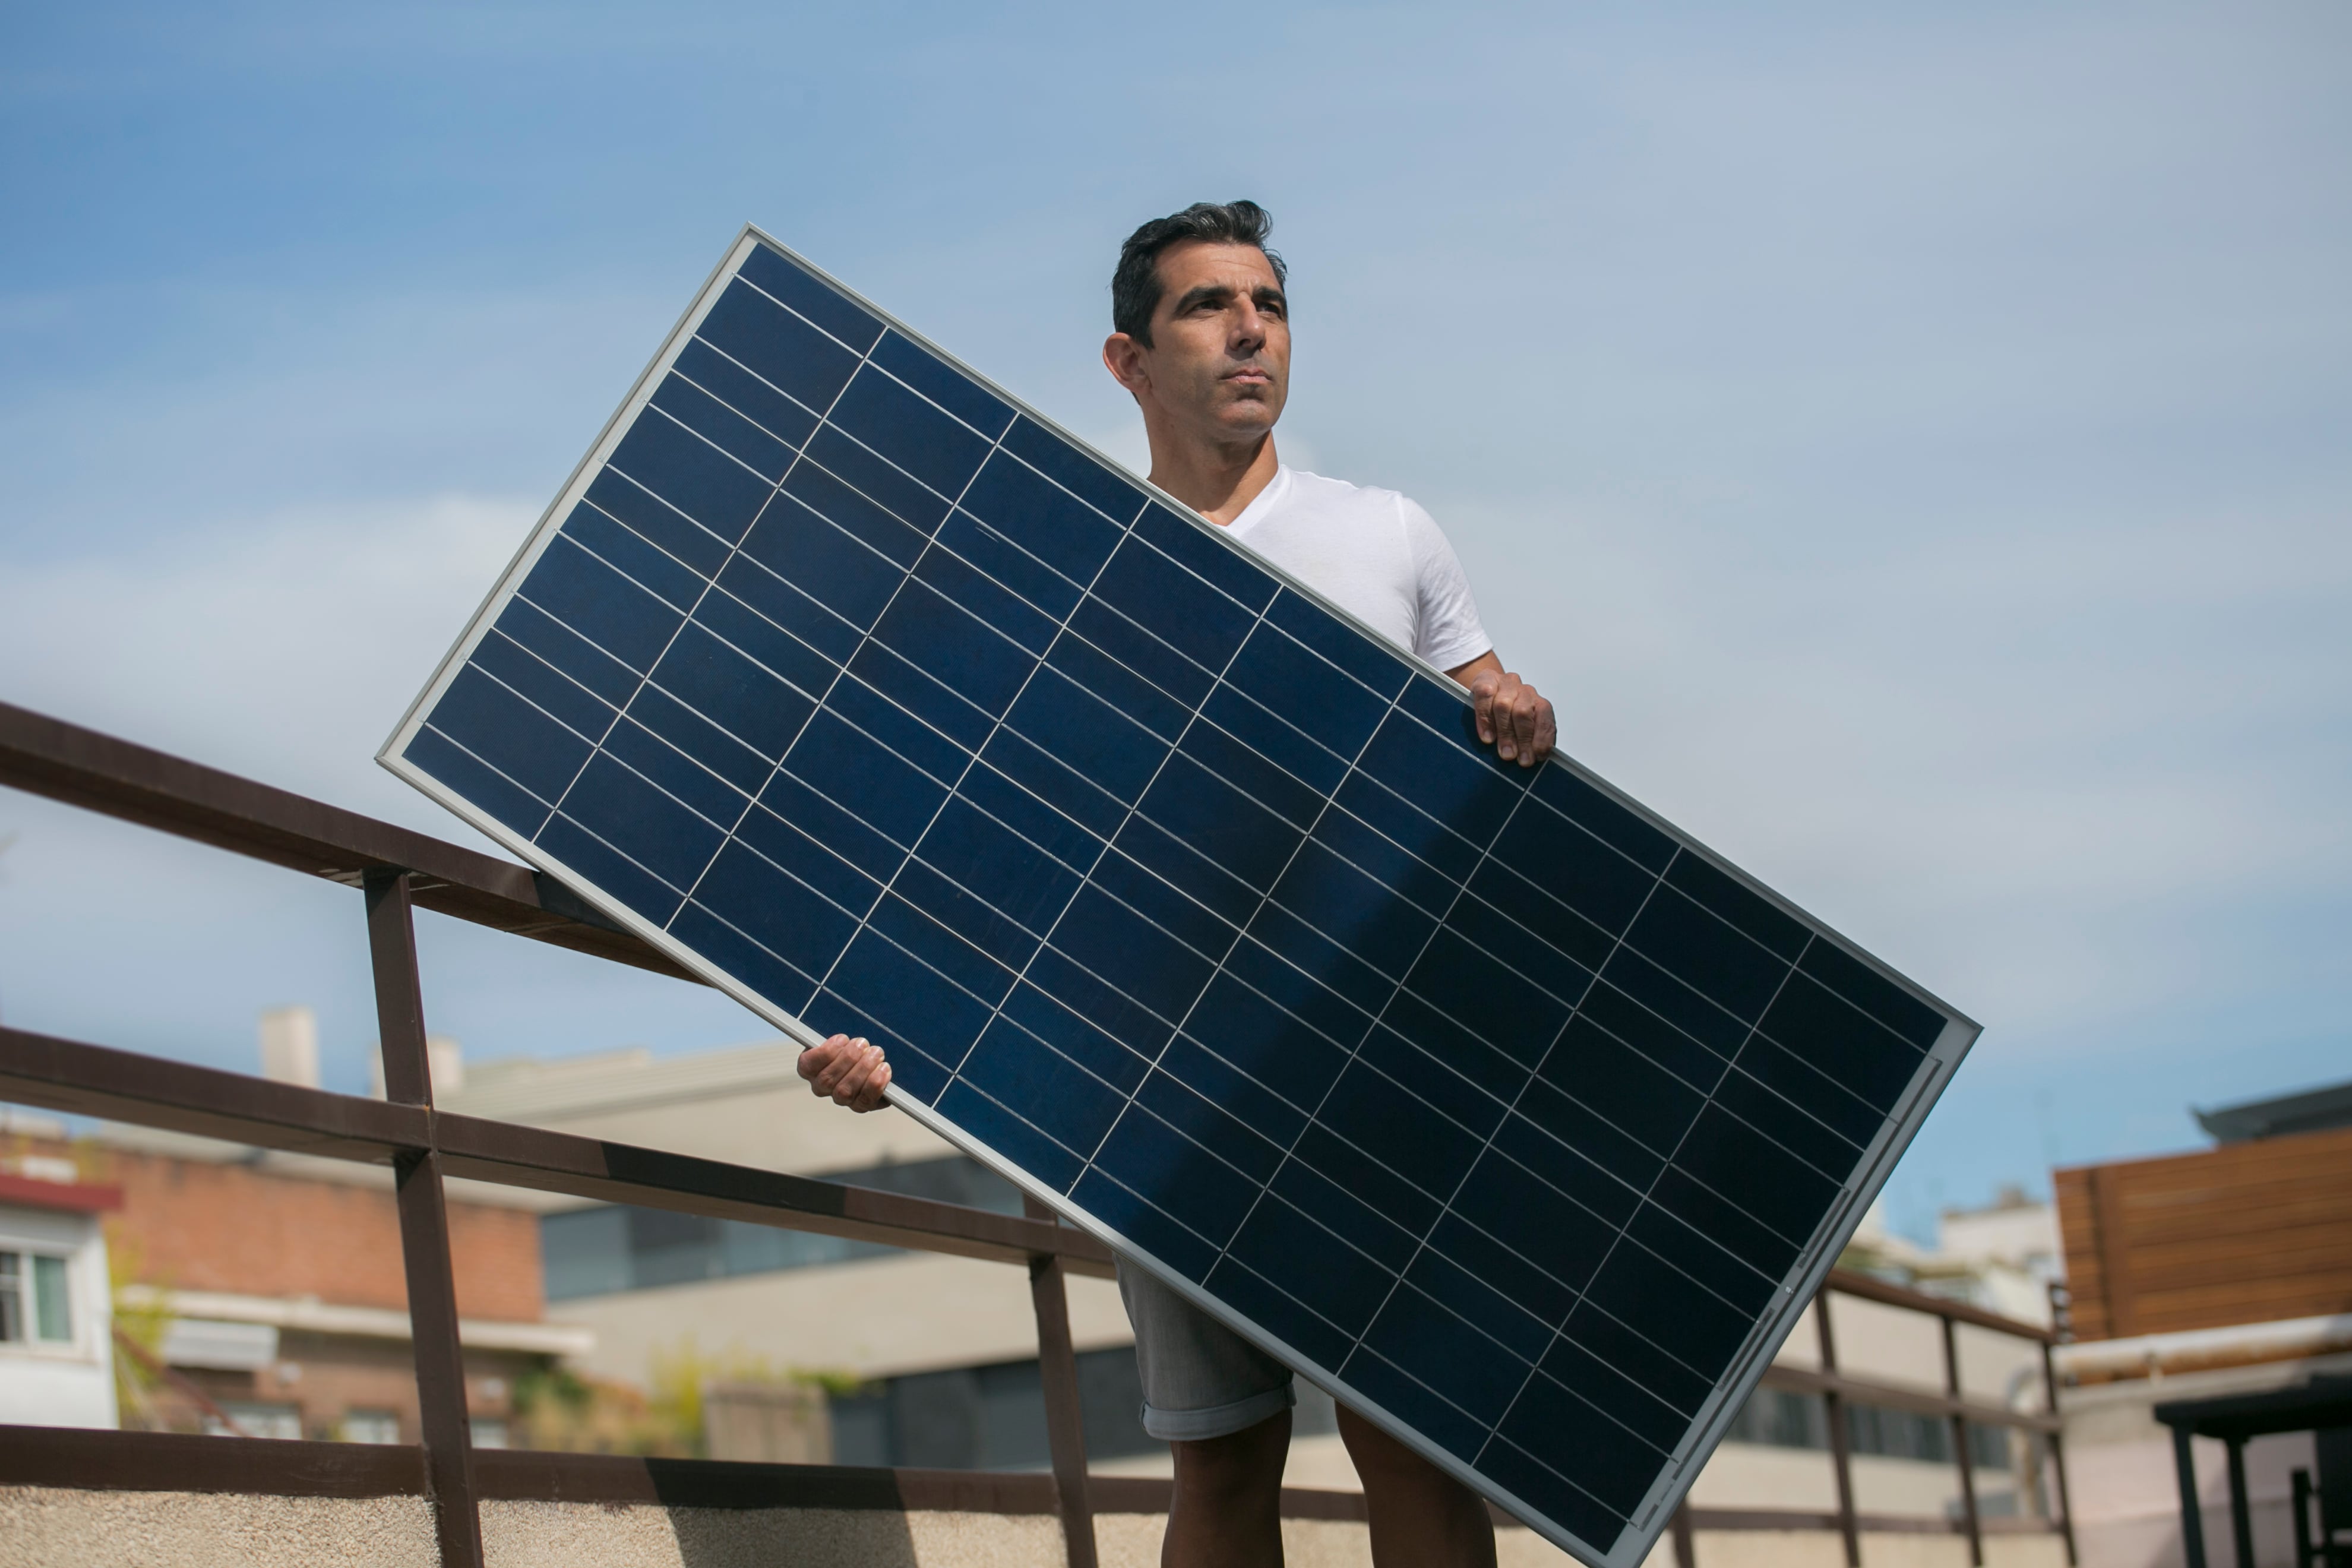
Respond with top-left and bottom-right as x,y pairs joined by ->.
1253,285 -> 1288,311
1168,283 -> 1236,315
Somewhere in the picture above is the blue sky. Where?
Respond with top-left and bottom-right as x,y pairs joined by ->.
2,2 -> 2345,1238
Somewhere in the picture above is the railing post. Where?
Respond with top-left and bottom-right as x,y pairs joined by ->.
2041,1338 -> 2079,1564
366,868 -> 485,1568
1671,1500 -> 1697,1568
1942,1315 -> 1983,1565
1816,1293 -> 1861,1568
1024,1196 -> 1099,1568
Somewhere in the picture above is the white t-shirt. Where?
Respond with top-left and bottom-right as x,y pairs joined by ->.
1221,465 -> 1493,670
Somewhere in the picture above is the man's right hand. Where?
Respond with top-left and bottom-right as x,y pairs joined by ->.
797,1033 -> 892,1112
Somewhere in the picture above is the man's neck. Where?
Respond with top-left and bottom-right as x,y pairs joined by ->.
1145,429 -> 1281,526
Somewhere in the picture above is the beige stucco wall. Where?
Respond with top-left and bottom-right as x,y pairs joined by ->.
549,1248 -> 1136,1383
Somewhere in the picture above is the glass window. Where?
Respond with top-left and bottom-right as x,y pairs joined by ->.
470,1417 -> 510,1449
342,1409 -> 402,1445
207,1402 -> 303,1440
0,1252 -> 21,1343
540,1153 -> 1023,1301
32,1254 -> 71,1343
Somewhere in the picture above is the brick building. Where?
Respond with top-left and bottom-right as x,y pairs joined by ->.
4,1108 -> 586,1445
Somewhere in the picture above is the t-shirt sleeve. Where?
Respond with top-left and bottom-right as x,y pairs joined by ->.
1399,497 -> 1493,670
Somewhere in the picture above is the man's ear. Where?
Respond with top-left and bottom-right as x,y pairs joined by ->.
1102,333 -> 1150,399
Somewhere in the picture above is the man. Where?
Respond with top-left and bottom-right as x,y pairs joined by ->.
800,201 -> 1556,1567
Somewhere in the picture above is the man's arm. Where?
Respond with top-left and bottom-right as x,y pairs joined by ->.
1447,651 -> 1556,767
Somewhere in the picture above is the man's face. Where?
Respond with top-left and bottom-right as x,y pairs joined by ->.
1118,241 -> 1289,444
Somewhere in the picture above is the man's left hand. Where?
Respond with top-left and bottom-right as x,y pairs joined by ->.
1452,655 -> 1556,767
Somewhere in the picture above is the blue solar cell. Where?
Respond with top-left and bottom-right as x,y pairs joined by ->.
936,1080 -> 1086,1191
1133,502 -> 1276,614
600,716 -> 744,827
409,725 -> 549,837
804,426 -> 952,539
471,627 -> 615,740
1362,1282 -> 1531,1427
776,461 -> 930,574
1066,596 -> 1215,713
649,374 -> 799,483
1264,587 -> 1412,700
624,682 -> 770,796
533,813 -> 682,927
672,337 -> 822,452
387,232 -> 1975,1568
1205,1251 -> 1352,1371
584,469 -> 732,577
782,708 -> 946,848
1048,633 -> 1188,743
1404,1243 -> 1554,1364
690,839 -> 861,981
515,535 -> 684,675
827,363 -> 995,501
431,664 -> 595,802
1264,1144 -> 1419,1273
869,331 -> 1014,441
1001,973 -> 1157,1100
956,1017 -> 1126,1153
1756,970 -> 1924,1110
998,416 -> 1143,530
1495,1374 -> 1664,1516
1224,1195 -> 1391,1339
694,279 -> 863,416
1003,668 -> 1166,806
669,899 -> 821,1017
1074,1168 -> 1216,1279
736,245 -> 883,353
1090,535 -> 1255,675
959,445 -> 1127,584
1200,683 -> 1346,796
732,798 -> 881,916
649,622 -> 815,762
1092,1105 -> 1260,1251
713,554 -> 863,665
936,508 -> 1082,623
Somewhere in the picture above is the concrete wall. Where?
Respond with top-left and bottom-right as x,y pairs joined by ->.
2060,1351 -> 2349,1568
549,1250 -> 1136,1384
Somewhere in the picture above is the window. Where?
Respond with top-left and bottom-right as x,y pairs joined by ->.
542,1154 -> 1025,1301
469,1417 -> 510,1449
206,1402 -> 303,1440
341,1409 -> 402,1445
0,1250 -> 73,1345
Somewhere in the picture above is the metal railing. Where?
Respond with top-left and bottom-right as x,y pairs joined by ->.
0,700 -> 2075,1566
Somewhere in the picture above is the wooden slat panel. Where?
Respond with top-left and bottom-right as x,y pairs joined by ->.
2054,1127 -> 2352,1341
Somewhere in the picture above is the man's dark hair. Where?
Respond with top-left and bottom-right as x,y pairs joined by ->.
1111,200 -> 1287,347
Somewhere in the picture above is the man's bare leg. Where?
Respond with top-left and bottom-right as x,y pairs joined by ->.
1339,1403 -> 1498,1568
1162,1407 -> 1290,1568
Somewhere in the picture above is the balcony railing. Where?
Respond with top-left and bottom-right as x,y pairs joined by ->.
0,699 -> 2075,1567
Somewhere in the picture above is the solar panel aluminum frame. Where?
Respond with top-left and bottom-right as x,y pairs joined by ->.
379,223 -> 1980,1568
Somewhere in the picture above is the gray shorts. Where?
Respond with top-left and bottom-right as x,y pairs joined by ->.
1118,1258 -> 1296,1442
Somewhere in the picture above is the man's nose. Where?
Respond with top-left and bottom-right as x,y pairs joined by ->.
1231,302 -> 1266,350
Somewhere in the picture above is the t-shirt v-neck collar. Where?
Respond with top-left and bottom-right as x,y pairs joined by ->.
1219,464 -> 1292,539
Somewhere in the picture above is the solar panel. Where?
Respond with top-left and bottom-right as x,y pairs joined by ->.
381,225 -> 1976,1567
